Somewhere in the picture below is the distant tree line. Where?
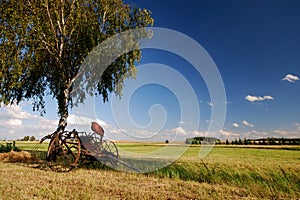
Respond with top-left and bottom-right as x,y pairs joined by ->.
185,137 -> 300,145
225,137 -> 300,145
19,136 -> 36,141
185,137 -> 221,145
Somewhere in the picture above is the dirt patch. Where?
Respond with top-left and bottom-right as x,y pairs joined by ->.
0,151 -> 38,163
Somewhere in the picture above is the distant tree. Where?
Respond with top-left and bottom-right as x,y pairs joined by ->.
226,139 -> 230,145
0,0 -> 154,129
29,136 -> 36,141
238,138 -> 243,145
244,138 -> 249,145
185,138 -> 193,144
270,137 -> 276,145
22,136 -> 30,141
165,140 -> 169,144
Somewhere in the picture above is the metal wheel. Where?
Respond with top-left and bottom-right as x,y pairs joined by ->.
47,131 -> 81,172
79,132 -> 102,153
98,140 -> 119,167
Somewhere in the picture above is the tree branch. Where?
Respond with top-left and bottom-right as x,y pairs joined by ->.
40,38 -> 55,56
45,2 -> 59,51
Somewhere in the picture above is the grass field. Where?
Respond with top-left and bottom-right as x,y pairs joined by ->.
0,141 -> 299,199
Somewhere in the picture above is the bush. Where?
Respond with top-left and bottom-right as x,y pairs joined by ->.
0,141 -> 20,153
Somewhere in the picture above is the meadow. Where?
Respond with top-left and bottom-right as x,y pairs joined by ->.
0,141 -> 299,199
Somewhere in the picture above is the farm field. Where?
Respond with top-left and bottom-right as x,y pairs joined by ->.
0,141 -> 300,199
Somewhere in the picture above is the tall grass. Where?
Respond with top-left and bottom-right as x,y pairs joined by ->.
149,161 -> 300,198
145,146 -> 300,198
1,141 -> 299,199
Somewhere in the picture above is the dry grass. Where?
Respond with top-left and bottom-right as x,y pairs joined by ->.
0,151 -> 37,163
0,162 -> 250,200
0,143 -> 299,199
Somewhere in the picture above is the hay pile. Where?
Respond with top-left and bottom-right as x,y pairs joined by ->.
0,151 -> 35,163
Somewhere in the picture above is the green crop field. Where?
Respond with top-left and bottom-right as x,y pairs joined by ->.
0,141 -> 299,199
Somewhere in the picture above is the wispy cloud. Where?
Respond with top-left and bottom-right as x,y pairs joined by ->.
282,74 -> 299,83
178,121 -> 185,126
219,129 -> 240,138
273,129 -> 299,138
242,120 -> 254,127
247,130 -> 269,137
173,127 -> 188,135
245,95 -> 274,102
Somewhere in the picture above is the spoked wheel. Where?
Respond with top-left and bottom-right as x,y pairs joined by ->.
98,140 -> 119,167
47,131 -> 81,172
79,132 -> 102,154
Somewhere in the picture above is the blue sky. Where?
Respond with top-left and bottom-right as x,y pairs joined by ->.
1,0 -> 300,141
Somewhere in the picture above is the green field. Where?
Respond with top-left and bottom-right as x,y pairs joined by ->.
0,141 -> 299,199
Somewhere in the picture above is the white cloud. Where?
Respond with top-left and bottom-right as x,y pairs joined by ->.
207,102 -> 213,107
273,125 -> 300,138
219,129 -> 240,138
242,120 -> 254,127
272,129 -> 300,138
173,127 -> 187,135
68,114 -> 109,128
0,105 -> 58,140
68,115 -> 92,126
282,74 -> 299,82
67,114 -> 125,139
0,105 -> 35,120
221,124 -> 300,140
294,122 -> 300,125
6,119 -> 23,126
245,130 -> 269,138
232,123 -> 239,128
108,128 -> 126,134
0,106 -> 124,141
274,129 -> 289,136
245,95 -> 274,102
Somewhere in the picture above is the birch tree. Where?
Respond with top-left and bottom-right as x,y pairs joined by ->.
0,0 -> 153,129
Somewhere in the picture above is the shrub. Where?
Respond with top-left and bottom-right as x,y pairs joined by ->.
0,141 -> 20,153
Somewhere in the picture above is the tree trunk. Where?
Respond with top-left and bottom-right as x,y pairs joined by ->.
56,88 -> 70,132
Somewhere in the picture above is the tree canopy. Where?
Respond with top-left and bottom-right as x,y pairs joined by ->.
0,0 -> 153,125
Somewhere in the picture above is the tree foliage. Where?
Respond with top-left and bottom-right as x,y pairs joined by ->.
0,0 -> 153,122
22,136 -> 30,141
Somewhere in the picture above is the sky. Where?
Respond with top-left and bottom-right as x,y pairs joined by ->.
1,0 -> 300,141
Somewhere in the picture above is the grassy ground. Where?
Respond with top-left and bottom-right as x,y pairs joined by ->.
0,141 -> 299,199
0,162 -> 253,200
